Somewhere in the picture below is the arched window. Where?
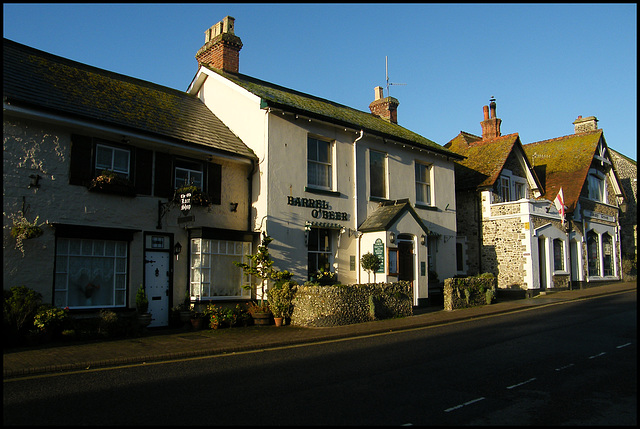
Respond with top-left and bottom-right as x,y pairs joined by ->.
587,231 -> 600,276
553,239 -> 564,271
602,233 -> 613,276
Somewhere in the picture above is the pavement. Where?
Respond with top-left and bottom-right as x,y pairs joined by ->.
3,280 -> 636,379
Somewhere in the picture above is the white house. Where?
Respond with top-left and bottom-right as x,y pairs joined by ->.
187,17 -> 465,305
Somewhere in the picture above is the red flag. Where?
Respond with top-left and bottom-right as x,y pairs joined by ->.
554,188 -> 566,225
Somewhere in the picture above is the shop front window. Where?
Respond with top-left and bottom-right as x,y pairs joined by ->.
190,239 -> 251,299
602,233 -> 613,276
553,239 -> 564,271
54,238 -> 128,309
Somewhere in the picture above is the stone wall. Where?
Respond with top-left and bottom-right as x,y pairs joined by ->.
482,216 -> 527,288
290,282 -> 413,327
444,274 -> 497,311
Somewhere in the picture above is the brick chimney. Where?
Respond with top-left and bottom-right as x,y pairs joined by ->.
572,115 -> 598,134
369,86 -> 399,124
480,97 -> 501,140
195,16 -> 243,73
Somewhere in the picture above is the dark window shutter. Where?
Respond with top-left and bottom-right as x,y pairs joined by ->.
207,163 -> 222,205
134,148 -> 153,195
69,134 -> 93,185
154,152 -> 173,198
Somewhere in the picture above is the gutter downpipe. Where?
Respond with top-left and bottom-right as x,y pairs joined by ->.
353,130 -> 364,284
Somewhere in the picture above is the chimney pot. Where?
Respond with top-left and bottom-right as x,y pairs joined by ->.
196,16 -> 242,73
480,98 -> 501,140
483,105 -> 490,120
369,87 -> 399,124
374,86 -> 384,100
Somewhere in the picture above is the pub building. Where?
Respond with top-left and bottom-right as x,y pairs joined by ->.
188,17 -> 465,306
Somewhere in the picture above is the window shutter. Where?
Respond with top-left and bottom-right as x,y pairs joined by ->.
134,148 -> 153,195
69,134 -> 93,185
207,162 -> 222,205
154,152 -> 173,198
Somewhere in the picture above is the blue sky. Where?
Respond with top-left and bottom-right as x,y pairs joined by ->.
3,3 -> 637,160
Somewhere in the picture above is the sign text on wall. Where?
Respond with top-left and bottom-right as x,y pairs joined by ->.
287,196 -> 349,221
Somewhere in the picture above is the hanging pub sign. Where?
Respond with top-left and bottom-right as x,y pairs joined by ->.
286,196 -> 349,221
180,192 -> 192,216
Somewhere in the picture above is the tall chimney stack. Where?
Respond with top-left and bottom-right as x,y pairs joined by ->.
369,86 -> 399,124
480,97 -> 502,140
572,115 -> 598,134
195,16 -> 243,73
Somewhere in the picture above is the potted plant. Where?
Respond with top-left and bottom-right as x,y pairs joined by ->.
266,280 -> 297,326
361,252 -> 381,283
135,285 -> 152,328
88,169 -> 136,196
173,184 -> 212,208
234,234 -> 278,325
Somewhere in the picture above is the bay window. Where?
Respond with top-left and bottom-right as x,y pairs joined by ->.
190,239 -> 251,299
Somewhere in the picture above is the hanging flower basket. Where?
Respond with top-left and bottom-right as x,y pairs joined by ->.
173,185 -> 212,207
11,214 -> 44,256
87,170 -> 136,197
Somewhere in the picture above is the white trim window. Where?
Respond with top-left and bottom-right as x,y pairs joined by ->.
415,162 -> 432,205
307,228 -> 333,279
190,239 -> 252,300
587,170 -> 606,203
498,175 -> 511,202
54,238 -> 128,309
370,150 -> 387,199
307,136 -> 333,190
174,159 -> 204,190
553,238 -> 565,271
95,144 -> 130,178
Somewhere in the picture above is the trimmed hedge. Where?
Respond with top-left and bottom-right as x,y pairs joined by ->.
444,273 -> 497,311
291,281 -> 413,327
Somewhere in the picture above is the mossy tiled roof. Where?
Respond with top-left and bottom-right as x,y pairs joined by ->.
3,39 -> 256,160
523,129 -> 603,211
205,66 -> 463,159
444,132 -> 521,190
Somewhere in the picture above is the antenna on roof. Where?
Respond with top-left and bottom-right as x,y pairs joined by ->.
385,56 -> 406,97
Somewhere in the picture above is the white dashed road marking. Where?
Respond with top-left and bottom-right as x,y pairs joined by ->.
506,377 -> 537,390
555,363 -> 575,371
444,396 -> 485,412
588,352 -> 606,359
616,342 -> 632,349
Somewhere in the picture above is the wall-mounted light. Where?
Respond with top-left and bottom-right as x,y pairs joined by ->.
230,202 -> 238,212
174,242 -> 182,260
420,234 -> 426,246
389,231 -> 396,243
28,174 -> 41,189
304,224 -> 311,247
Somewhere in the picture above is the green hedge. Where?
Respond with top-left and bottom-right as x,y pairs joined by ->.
444,273 -> 497,311
291,281 -> 413,327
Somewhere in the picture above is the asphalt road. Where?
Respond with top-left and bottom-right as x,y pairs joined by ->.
3,290 -> 636,425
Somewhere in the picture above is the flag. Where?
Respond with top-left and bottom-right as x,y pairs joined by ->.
554,188 -> 566,225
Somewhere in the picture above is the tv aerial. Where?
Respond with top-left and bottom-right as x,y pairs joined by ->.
385,56 -> 406,97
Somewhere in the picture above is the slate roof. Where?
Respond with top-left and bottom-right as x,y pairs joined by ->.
358,200 -> 435,236
3,39 -> 256,160
444,132 -> 522,191
204,66 -> 464,160
523,129 -> 604,212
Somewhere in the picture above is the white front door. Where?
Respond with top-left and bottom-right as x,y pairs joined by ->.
144,251 -> 170,327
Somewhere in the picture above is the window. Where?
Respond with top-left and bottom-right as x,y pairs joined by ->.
190,239 -> 251,299
498,175 -> 510,202
307,137 -> 332,189
174,159 -> 204,190
587,231 -> 599,276
95,144 -> 130,178
553,239 -> 564,271
370,150 -> 387,198
54,238 -> 128,309
308,228 -> 332,279
588,171 -> 606,203
514,181 -> 526,200
602,233 -> 613,276
415,162 -> 432,205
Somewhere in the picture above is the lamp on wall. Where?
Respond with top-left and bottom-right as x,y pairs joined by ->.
304,224 -> 311,247
389,231 -> 396,243
174,242 -> 182,260
420,234 -> 426,246
230,202 -> 238,212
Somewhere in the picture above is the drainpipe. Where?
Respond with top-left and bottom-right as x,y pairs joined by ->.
353,130 -> 364,283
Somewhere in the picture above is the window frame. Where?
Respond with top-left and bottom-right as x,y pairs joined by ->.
189,238 -> 252,300
307,228 -> 333,279
307,136 -> 333,190
95,143 -> 131,179
369,149 -> 388,199
587,169 -> 607,203
174,158 -> 204,190
415,161 -> 432,206
553,238 -> 565,271
54,237 -> 128,309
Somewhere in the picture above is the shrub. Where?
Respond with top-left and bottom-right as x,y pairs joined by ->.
3,286 -> 43,343
33,305 -> 70,334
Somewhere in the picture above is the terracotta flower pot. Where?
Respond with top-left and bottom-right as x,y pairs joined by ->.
274,317 -> 283,327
